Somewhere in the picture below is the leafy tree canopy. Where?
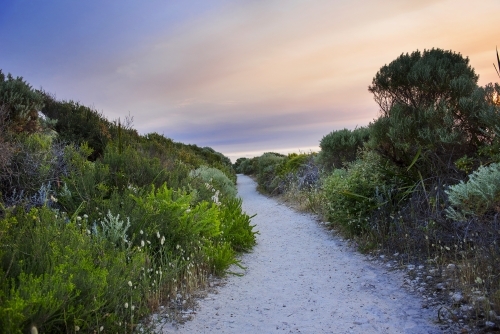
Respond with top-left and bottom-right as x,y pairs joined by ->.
367,48 -> 498,178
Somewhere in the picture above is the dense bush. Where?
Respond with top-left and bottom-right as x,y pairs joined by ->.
0,69 -> 254,333
446,163 -> 500,222
0,70 -> 44,134
234,157 -> 255,175
367,48 -> 496,180
323,150 -> 386,235
189,165 -> 237,203
0,206 -> 145,333
41,95 -> 114,160
318,127 -> 370,170
255,153 -> 286,193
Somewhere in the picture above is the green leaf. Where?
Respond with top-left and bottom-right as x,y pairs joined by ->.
406,147 -> 421,172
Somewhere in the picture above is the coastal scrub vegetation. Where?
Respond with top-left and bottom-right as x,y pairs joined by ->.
0,70 -> 257,333
237,48 -> 500,328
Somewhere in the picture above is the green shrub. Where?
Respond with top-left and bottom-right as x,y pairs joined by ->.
57,143 -> 110,215
0,206 -> 145,333
446,163 -> 500,221
233,157 -> 247,173
41,96 -> 113,160
101,143 -> 168,191
0,70 -> 44,134
367,48 -> 495,179
256,153 -> 286,192
98,210 -> 131,249
1,133 -> 66,210
218,197 -> 257,252
276,153 -> 309,176
323,151 -> 385,235
189,166 -> 237,203
318,127 -> 370,170
237,158 -> 255,175
130,183 -> 256,277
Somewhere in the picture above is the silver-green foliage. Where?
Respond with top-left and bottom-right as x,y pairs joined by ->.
189,165 -> 237,201
445,163 -> 500,221
99,210 -> 131,248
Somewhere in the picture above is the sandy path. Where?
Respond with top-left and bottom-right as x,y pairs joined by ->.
160,175 -> 441,334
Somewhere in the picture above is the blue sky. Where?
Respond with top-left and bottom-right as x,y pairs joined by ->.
1,0 -> 499,161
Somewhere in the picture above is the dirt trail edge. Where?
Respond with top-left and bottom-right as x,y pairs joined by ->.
159,174 -> 441,334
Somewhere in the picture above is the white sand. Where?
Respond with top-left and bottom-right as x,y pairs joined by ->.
159,174 -> 441,334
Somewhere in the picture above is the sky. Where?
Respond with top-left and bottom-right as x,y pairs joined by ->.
1,0 -> 499,161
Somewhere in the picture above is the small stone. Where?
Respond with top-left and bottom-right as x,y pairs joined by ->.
393,252 -> 399,257
418,265 -> 425,270
446,264 -> 456,271
489,310 -> 497,318
436,283 -> 445,290
407,264 -> 415,271
460,305 -> 473,312
475,296 -> 487,303
485,321 -> 495,327
452,293 -> 463,303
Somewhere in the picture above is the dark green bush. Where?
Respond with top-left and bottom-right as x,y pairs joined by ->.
0,70 -> 43,134
237,158 -> 255,175
255,153 -> 286,192
276,153 -> 309,176
367,48 -> 494,180
0,206 -> 145,333
318,127 -> 370,170
323,150 -> 385,235
41,95 -> 113,160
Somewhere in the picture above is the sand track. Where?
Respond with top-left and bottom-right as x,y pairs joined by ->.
159,175 -> 441,333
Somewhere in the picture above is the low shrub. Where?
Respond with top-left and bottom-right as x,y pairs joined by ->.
323,151 -> 385,236
446,163 -> 500,222
0,206 -> 145,333
189,165 -> 237,203
318,127 -> 370,170
256,153 -> 286,193
236,158 -> 255,175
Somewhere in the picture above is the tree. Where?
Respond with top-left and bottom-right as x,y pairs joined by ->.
367,48 -> 496,178
369,48 -> 478,116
